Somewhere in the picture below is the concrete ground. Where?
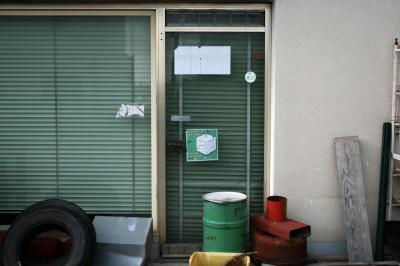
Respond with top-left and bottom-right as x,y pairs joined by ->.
150,257 -> 400,266
150,262 -> 189,266
151,262 -> 400,266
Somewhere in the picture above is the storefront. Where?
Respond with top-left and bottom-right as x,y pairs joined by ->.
0,3 -> 272,243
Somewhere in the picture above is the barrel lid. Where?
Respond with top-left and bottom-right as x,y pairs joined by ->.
202,192 -> 247,204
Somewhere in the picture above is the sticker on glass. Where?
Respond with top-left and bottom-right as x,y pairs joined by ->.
245,71 -> 256,83
186,129 -> 218,162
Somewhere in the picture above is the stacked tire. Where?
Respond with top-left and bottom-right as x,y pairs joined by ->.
0,199 -> 96,266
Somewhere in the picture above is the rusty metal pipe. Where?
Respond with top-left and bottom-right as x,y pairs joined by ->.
265,196 -> 287,222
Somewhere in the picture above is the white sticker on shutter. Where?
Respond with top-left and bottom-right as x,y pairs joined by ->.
115,104 -> 144,118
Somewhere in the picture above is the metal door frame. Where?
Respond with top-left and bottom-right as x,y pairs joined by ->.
157,4 -> 272,242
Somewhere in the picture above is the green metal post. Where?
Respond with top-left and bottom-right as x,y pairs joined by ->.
375,122 -> 391,260
246,33 -> 252,238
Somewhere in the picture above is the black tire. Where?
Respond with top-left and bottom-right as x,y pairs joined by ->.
1,207 -> 94,266
18,199 -> 96,265
22,199 -> 96,244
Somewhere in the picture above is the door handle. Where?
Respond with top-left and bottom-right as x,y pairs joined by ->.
167,139 -> 186,151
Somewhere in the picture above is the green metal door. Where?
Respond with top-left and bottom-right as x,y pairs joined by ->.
0,16 -> 152,214
165,32 -> 265,242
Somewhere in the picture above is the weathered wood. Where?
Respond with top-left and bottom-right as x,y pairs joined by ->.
334,136 -> 373,262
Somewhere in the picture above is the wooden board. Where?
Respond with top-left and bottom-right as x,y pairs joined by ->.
334,136 -> 373,262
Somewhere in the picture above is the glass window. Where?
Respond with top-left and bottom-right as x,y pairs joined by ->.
0,16 -> 152,214
166,10 -> 265,27
165,32 -> 265,242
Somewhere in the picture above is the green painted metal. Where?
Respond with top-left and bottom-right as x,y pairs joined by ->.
165,32 -> 265,242
203,193 -> 247,252
374,122 -> 391,260
0,16 -> 152,214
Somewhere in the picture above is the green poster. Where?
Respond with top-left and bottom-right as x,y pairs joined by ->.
186,129 -> 218,162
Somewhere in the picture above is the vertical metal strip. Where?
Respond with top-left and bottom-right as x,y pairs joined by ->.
397,53 -> 400,203
178,34 -> 184,241
178,77 -> 184,241
156,8 -> 167,241
52,18 -> 59,199
246,34 -> 251,232
131,55 -> 136,212
389,46 -> 398,220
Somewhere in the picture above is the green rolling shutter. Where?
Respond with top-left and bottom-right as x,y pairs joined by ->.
0,18 -> 57,210
165,32 -> 265,242
0,16 -> 152,214
55,16 -> 152,213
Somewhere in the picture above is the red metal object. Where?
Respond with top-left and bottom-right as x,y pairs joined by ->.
252,229 -> 307,266
63,238 -> 72,252
266,196 -> 287,222
252,52 -> 265,60
0,231 -> 5,246
0,231 -> 70,261
251,214 -> 311,241
28,238 -> 63,261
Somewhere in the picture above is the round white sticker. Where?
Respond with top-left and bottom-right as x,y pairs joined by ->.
245,71 -> 256,83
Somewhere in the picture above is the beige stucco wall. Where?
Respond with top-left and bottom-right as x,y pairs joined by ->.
272,0 -> 400,254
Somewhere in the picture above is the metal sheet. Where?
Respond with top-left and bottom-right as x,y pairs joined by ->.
171,115 -> 191,122
93,244 -> 146,266
93,216 -> 152,245
93,216 -> 153,266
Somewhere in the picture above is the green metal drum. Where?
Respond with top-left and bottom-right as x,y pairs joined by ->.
202,192 -> 247,252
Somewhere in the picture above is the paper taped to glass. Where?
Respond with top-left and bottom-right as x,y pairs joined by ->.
174,46 -> 231,75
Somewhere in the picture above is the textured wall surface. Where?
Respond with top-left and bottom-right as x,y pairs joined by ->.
272,0 -> 400,254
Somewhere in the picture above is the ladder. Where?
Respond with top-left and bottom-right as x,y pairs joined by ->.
388,38 -> 400,220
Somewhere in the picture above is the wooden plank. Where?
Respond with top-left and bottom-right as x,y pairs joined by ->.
334,136 -> 373,262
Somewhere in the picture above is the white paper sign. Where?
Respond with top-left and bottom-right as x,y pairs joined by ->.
174,46 -> 200,75
199,47 -> 231,75
174,46 -> 230,75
